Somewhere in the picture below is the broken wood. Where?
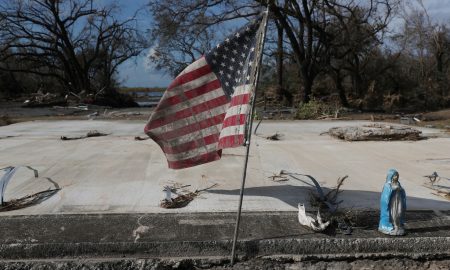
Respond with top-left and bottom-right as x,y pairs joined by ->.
61,130 -> 108,140
266,132 -> 283,141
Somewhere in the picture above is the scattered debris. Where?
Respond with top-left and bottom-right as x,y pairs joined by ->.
423,183 -> 450,200
60,130 -> 108,140
309,176 -> 348,212
297,203 -> 330,232
1,166 -> 38,205
268,172 -> 289,182
134,136 -> 149,141
0,166 -> 60,211
275,170 -> 345,213
328,124 -> 422,141
87,111 -> 99,119
266,132 -> 283,141
424,172 -> 440,185
400,117 -> 415,125
22,91 -> 67,108
270,170 -> 351,232
160,183 -> 218,209
423,172 -> 450,200
0,136 -> 16,140
338,220 -> 353,235
424,171 -> 450,185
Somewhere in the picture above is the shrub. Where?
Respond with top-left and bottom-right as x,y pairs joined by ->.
296,98 -> 336,119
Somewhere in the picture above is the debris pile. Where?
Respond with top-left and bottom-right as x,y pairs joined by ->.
271,170 -> 350,232
309,175 -> 348,211
23,91 -> 67,108
160,183 -> 218,209
328,124 -> 422,141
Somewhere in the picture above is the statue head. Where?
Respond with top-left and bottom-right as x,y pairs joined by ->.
386,168 -> 399,184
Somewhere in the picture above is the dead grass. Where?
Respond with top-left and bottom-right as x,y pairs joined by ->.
422,109 -> 450,121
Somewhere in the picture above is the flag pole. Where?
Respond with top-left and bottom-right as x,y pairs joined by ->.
230,6 -> 270,266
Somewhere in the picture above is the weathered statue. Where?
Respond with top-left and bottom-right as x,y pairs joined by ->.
379,169 -> 406,236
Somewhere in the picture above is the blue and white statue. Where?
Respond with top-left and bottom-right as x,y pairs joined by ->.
379,169 -> 406,236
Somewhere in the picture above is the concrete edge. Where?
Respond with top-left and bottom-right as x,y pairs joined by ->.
1,237 -> 449,260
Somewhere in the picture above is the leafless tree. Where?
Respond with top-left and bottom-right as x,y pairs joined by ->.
147,0 -> 397,104
0,0 -> 147,94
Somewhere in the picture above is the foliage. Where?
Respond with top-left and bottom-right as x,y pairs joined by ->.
296,98 -> 339,120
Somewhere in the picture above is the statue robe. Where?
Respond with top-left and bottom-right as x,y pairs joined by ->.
379,169 -> 406,234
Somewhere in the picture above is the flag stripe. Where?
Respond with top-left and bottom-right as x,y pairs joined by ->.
158,79 -> 221,109
152,113 -> 226,141
218,134 -> 245,148
222,114 -> 247,127
149,87 -> 226,121
145,95 -> 228,131
164,124 -> 223,146
233,84 -> 253,96
165,73 -> 218,99
148,104 -> 228,135
218,123 -> 246,148
217,84 -> 253,149
150,123 -> 222,148
174,57 -> 208,78
167,150 -> 222,169
161,133 -> 220,155
219,124 -> 246,139
165,141 -> 220,162
229,93 -> 251,106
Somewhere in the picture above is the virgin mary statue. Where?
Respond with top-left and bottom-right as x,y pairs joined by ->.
379,169 -> 406,236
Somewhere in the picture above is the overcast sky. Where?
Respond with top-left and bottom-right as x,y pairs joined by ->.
117,0 -> 450,88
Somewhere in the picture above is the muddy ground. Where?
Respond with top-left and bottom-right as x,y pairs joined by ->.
0,257 -> 449,270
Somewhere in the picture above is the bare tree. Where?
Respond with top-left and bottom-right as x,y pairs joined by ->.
146,0 -> 397,105
0,0 -> 147,95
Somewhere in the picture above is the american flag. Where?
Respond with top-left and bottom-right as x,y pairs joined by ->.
145,16 -> 265,169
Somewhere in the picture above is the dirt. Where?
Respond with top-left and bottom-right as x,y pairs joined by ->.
1,101 -> 450,133
0,257 -> 448,270
214,257 -> 450,270
0,101 -> 152,123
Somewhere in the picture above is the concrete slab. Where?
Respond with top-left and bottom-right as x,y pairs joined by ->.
0,120 -> 449,215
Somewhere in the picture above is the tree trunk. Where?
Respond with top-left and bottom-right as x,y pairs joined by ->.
275,21 -> 284,99
303,72 -> 312,103
436,52 -> 443,74
335,72 -> 349,107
